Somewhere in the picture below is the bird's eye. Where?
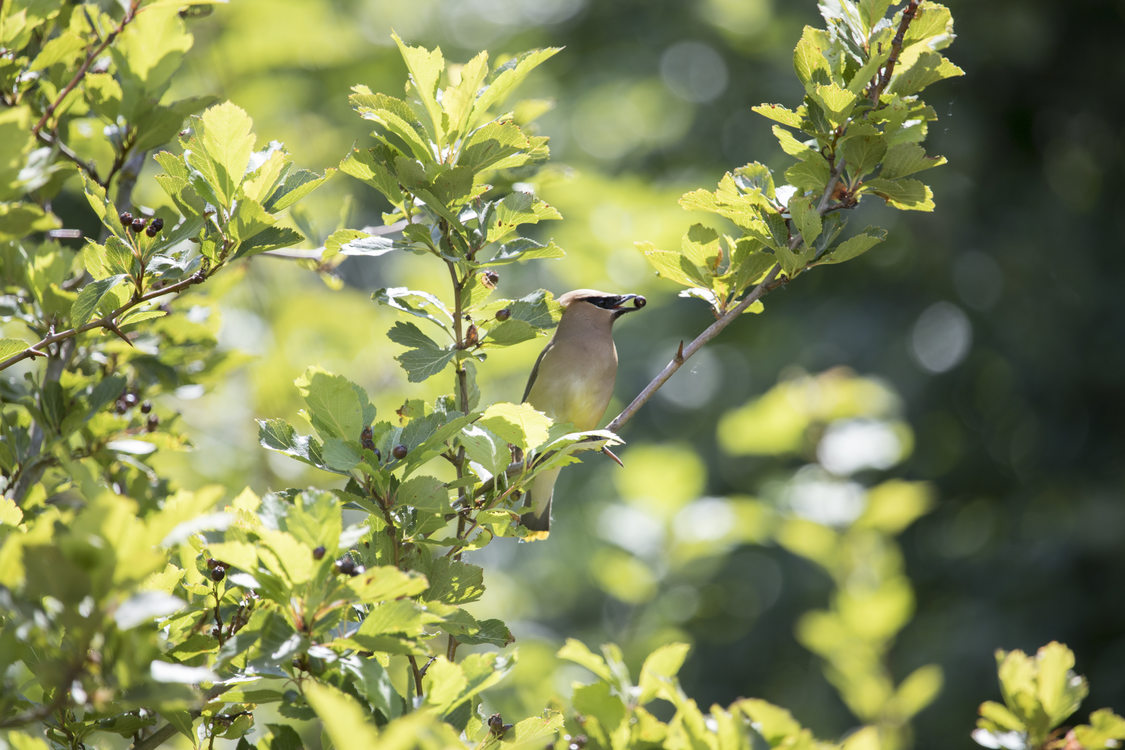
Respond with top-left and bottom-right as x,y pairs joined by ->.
589,296 -> 622,310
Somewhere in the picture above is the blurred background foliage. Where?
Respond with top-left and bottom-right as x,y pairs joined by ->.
133,0 -> 1123,744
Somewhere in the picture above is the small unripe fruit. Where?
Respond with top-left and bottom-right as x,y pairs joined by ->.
495,308 -> 511,321
210,565 -> 226,582
392,444 -> 408,460
312,545 -> 326,560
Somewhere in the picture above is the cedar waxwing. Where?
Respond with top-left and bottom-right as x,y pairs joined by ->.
519,289 -> 646,538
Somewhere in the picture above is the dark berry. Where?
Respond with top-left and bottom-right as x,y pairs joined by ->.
392,444 -> 408,460
114,399 -> 128,414
118,211 -> 133,225
150,216 -> 164,232
145,224 -> 158,238
632,296 -> 647,309
122,391 -> 139,407
140,400 -> 152,413
312,545 -> 326,560
464,324 -> 479,347
206,558 -> 219,569
495,308 -> 511,321
146,415 -> 159,432
360,426 -> 375,451
482,270 -> 500,288
210,565 -> 225,582
131,217 -> 147,232
336,557 -> 356,576
211,626 -> 221,638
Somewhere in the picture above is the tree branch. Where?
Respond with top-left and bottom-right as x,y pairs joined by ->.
606,2 -> 926,435
0,269 -> 208,373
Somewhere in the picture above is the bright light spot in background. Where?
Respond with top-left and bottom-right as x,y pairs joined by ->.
660,41 -> 729,103
783,465 -> 865,526
953,251 -> 1004,311
598,504 -> 665,560
571,79 -> 692,161
654,346 -> 721,409
910,301 -> 972,374
674,497 -> 736,543
817,419 -> 904,475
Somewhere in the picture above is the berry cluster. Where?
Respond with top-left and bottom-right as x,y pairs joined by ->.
113,388 -> 158,431
118,210 -> 165,238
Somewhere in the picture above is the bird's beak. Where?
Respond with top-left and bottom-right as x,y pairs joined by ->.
610,294 -> 646,318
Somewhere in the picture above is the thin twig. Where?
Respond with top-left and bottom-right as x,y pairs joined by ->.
605,264 -> 781,434
35,130 -> 103,185
869,0 -> 921,104
0,269 -> 208,373
32,1 -> 141,135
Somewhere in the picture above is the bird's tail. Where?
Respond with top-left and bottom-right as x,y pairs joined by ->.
518,467 -> 560,541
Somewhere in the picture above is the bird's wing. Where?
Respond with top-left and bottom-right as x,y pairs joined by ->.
521,340 -> 555,403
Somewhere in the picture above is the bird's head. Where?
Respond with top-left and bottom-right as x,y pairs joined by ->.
558,289 -> 647,321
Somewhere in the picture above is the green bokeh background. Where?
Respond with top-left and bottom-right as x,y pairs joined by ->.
137,0 -> 1123,744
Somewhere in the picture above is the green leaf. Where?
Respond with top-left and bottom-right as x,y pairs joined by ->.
458,118 -> 530,173
818,227 -> 887,265
295,367 -> 375,442
70,275 -> 127,327
0,338 -> 29,361
339,144 -> 405,205
470,47 -> 562,125
638,643 -> 691,703
773,125 -> 817,158
486,191 -> 562,243
753,103 -> 804,129
890,50 -> 964,96
392,34 -> 445,142
558,638 -> 615,684
881,143 -> 947,179
421,558 -> 485,604
443,50 -> 490,136
788,195 -> 822,248
482,318 -> 537,347
811,82 -> 858,127
375,287 -> 453,328
785,152 -> 832,192
637,242 -> 699,288
481,237 -> 565,267
478,402 -> 551,450
794,26 -> 833,88
265,167 -> 332,212
188,102 -> 256,207
1036,642 -> 1086,727
396,344 -> 455,383
841,135 -> 887,182
396,475 -> 450,511
304,682 -> 382,747
864,177 -> 935,211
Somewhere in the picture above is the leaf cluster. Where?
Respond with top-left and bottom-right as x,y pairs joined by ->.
639,0 -> 962,318
974,642 -> 1125,750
